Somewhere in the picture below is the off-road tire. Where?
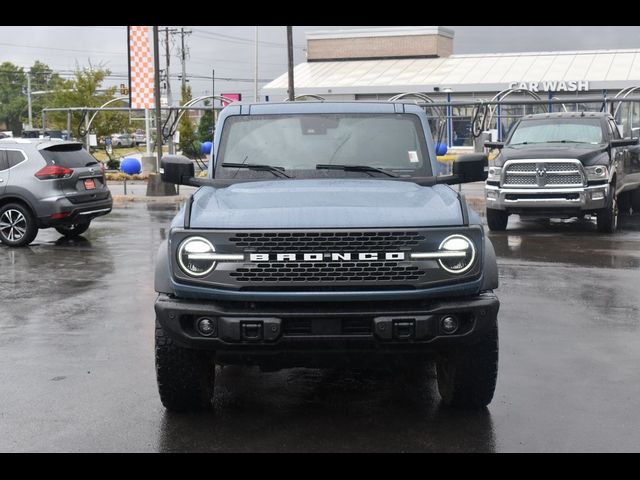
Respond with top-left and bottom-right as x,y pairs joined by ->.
486,208 -> 508,231
55,221 -> 91,238
631,188 -> 640,213
436,324 -> 499,409
155,319 -> 215,412
0,203 -> 38,247
597,185 -> 618,233
618,191 -> 632,215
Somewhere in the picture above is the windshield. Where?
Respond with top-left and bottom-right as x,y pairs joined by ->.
215,113 -> 432,179
508,118 -> 604,145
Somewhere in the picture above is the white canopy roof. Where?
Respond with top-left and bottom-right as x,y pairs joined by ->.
262,48 -> 640,96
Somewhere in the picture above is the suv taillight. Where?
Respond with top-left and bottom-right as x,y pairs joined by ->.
35,165 -> 73,179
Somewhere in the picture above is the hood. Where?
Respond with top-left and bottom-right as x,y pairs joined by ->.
186,179 -> 464,229
495,144 -> 609,166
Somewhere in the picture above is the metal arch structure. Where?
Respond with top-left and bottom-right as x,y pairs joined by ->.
484,88 -> 545,131
613,86 -> 640,118
83,96 -> 130,135
388,92 -> 448,146
286,94 -> 327,102
164,95 -> 236,139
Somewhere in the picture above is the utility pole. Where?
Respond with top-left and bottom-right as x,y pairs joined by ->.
26,73 -> 33,129
172,27 -> 192,93
254,26 -> 259,102
287,26 -> 295,101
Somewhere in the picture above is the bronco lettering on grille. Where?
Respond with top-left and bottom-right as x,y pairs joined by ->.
249,252 -> 406,262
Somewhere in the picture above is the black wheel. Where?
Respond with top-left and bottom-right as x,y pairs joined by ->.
0,203 -> 38,247
55,221 -> 91,238
597,185 -> 618,233
436,324 -> 499,409
631,189 -> 640,213
486,208 -> 508,231
155,318 -> 215,412
618,191 -> 632,215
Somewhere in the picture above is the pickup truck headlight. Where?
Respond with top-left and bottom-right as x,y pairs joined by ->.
438,235 -> 476,274
487,166 -> 502,182
585,165 -> 608,181
177,237 -> 216,277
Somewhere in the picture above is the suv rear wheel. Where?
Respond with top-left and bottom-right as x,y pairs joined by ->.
0,203 -> 38,247
55,221 -> 91,238
436,324 -> 499,409
155,319 -> 215,412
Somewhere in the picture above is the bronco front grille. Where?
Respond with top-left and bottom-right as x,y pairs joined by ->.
228,231 -> 425,252
503,161 -> 585,188
229,261 -> 426,283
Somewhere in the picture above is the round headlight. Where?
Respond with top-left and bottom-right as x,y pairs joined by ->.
438,235 -> 476,274
177,237 -> 216,277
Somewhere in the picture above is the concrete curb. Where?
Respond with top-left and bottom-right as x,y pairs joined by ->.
112,195 -> 188,205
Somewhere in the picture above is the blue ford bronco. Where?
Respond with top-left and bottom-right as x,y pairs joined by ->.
154,101 -> 499,411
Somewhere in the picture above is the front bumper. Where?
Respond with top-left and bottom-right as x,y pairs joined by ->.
155,292 -> 499,365
485,183 -> 608,212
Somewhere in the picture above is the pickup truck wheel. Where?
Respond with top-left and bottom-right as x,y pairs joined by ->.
486,208 -> 508,231
618,191 -> 632,215
155,319 -> 215,412
631,189 -> 640,213
596,186 -> 618,233
436,324 -> 498,409
55,221 -> 91,238
0,203 -> 38,247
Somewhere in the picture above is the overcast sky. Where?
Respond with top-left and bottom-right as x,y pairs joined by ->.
2,25 -> 640,101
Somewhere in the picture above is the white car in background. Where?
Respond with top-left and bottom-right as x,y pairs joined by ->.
111,134 -> 135,148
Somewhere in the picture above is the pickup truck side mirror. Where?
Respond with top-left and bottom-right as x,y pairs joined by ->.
484,141 -> 505,150
161,155 -> 195,186
452,154 -> 488,184
611,138 -> 639,148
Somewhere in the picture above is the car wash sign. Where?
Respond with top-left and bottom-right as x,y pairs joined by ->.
508,80 -> 589,93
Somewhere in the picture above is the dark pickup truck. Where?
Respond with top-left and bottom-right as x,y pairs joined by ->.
484,112 -> 640,233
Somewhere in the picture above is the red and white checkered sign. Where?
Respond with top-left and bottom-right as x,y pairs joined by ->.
129,26 -> 155,109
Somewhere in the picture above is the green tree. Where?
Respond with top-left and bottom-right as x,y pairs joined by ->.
197,101 -> 215,143
28,61 -> 62,128
47,66 -> 129,138
178,84 -> 199,158
0,62 -> 27,135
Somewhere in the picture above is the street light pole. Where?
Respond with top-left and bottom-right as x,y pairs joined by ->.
26,73 -> 33,129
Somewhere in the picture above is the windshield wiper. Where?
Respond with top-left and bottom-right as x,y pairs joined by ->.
316,164 -> 399,178
221,163 -> 292,178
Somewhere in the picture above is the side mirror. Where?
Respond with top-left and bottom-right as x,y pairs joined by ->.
611,138 -> 639,148
160,155 -> 194,186
484,141 -> 505,150
452,154 -> 488,184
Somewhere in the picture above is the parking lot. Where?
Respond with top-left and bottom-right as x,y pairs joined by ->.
1,201 -> 639,452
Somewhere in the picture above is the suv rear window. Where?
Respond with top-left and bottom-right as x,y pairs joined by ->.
40,144 -> 99,168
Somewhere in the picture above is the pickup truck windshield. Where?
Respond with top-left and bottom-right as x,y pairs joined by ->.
215,113 -> 432,179
508,118 -> 604,145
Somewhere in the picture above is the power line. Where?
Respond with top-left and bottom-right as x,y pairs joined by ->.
190,27 -> 305,50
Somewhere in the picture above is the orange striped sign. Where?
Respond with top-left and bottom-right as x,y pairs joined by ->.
128,26 -> 155,109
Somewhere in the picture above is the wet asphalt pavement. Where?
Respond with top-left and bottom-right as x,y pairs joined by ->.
2,203 -> 640,452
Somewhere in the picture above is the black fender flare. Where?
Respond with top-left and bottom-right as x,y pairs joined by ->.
481,235 -> 499,291
154,240 -> 174,294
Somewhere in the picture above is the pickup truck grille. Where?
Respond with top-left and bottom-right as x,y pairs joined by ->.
503,161 -> 585,188
229,231 -> 425,252
230,261 -> 426,283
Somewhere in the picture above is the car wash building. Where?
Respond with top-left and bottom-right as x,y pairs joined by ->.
262,27 -> 640,149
